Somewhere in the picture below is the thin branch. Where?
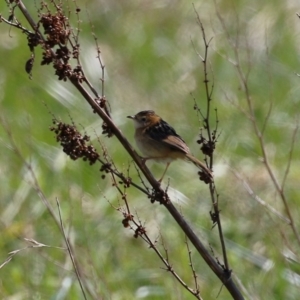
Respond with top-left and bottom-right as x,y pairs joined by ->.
0,15 -> 32,33
56,198 -> 88,300
0,238 -> 65,270
281,121 -> 299,190
185,235 -> 201,297
193,4 -> 230,273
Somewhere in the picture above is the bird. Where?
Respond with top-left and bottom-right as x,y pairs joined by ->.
127,110 -> 213,183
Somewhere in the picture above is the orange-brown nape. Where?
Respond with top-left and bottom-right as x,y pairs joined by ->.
143,111 -> 161,126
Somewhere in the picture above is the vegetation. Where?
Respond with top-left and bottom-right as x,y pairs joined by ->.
0,1 -> 299,299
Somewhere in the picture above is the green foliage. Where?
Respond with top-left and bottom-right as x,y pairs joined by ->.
0,0 -> 300,299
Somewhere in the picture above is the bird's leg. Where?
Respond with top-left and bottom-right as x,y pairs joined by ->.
158,162 -> 171,183
139,157 -> 171,183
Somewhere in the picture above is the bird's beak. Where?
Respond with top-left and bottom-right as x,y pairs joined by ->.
127,115 -> 135,119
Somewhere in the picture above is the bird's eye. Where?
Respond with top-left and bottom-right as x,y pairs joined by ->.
141,117 -> 146,122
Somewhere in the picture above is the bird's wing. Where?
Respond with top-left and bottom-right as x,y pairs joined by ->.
146,119 -> 190,154
161,134 -> 190,154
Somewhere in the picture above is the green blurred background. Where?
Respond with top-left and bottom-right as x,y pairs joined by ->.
0,0 -> 299,299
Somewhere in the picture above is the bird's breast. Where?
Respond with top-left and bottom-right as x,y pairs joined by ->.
134,128 -> 185,161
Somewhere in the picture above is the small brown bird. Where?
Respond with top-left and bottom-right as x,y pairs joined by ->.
127,110 -> 213,183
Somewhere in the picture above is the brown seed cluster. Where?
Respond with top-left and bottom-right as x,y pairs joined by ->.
198,170 -> 213,184
210,210 -> 219,227
40,12 -> 70,47
197,136 -> 215,157
93,97 -> 114,138
50,121 -> 99,165
24,8 -> 114,137
26,10 -> 84,82
134,225 -> 146,238
149,189 -> 169,204
122,213 -> 133,228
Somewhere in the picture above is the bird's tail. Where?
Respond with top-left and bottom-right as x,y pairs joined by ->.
185,153 -> 213,183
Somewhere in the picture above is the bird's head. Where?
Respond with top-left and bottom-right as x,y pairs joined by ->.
127,110 -> 161,129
